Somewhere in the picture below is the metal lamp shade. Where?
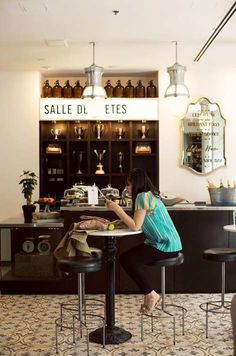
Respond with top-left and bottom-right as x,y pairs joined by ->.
164,62 -> 190,98
82,64 -> 107,99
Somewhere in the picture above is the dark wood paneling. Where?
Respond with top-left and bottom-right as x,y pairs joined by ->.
174,211 -> 230,293
3,209 -> 236,294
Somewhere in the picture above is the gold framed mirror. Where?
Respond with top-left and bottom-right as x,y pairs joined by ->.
181,97 -> 226,174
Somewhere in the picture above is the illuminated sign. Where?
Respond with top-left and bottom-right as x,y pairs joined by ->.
40,98 -> 158,121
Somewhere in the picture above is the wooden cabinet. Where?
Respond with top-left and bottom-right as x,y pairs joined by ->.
40,120 -> 159,199
0,226 -> 63,294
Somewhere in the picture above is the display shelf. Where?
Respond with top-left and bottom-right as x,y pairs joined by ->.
40,120 -> 159,197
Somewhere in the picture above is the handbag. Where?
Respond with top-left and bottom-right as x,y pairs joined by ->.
77,215 -> 110,230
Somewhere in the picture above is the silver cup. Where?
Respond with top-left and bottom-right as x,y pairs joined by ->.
74,126 -> 85,140
51,128 -> 62,140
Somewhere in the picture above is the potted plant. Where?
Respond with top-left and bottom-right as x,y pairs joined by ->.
19,170 -> 38,223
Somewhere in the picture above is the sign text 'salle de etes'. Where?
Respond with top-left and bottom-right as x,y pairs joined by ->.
40,98 -> 158,121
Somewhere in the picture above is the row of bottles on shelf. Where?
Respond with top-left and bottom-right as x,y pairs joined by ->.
42,79 -> 157,98
207,179 -> 236,189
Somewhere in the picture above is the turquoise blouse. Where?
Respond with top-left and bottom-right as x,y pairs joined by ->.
135,191 -> 182,252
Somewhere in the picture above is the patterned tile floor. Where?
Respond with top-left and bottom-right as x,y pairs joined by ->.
0,294 -> 234,355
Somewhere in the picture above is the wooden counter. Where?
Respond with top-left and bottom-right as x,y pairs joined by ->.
1,205 -> 236,294
62,206 -> 236,294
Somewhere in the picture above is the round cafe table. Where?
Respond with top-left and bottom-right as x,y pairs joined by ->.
224,225 -> 236,233
88,228 -> 141,345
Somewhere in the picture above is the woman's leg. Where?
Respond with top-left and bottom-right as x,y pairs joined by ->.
120,243 -> 177,295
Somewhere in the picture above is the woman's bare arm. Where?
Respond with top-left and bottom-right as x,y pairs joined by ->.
106,200 -> 146,231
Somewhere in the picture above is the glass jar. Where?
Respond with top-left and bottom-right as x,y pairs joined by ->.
63,80 -> 73,98
124,80 -> 134,98
101,184 -> 120,200
104,80 -> 114,97
113,80 -> 124,98
42,80 -> 52,98
73,80 -> 84,98
147,80 -> 157,97
121,188 -> 132,207
52,80 -> 62,98
135,80 -> 145,98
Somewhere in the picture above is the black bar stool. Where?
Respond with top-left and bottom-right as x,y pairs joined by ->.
141,252 -> 187,345
55,249 -> 105,355
200,248 -> 236,338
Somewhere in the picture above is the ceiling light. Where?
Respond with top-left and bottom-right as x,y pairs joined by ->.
45,39 -> 68,47
164,41 -> 190,98
82,42 -> 107,99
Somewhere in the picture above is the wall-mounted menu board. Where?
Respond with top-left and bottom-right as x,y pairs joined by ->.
181,97 -> 226,174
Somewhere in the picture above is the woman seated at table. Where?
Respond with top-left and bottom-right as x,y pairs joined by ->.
106,168 -> 182,313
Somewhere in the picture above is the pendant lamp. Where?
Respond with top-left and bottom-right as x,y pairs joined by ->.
82,42 -> 107,99
164,41 -> 190,98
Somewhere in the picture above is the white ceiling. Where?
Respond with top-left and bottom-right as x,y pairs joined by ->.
0,0 -> 235,75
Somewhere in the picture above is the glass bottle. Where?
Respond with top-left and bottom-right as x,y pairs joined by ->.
73,80 -> 84,98
113,80 -> 124,98
63,80 -> 73,98
104,80 -> 114,97
124,80 -> 134,98
135,80 -> 145,98
52,80 -> 62,98
219,179 -> 224,188
42,80 -> 52,98
147,80 -> 157,98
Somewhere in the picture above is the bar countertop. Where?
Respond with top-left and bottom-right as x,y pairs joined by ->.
1,204 -> 236,228
0,216 -> 64,228
60,203 -> 236,211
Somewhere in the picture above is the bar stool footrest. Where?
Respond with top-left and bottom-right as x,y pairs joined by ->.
200,300 -> 231,314
142,303 -> 187,318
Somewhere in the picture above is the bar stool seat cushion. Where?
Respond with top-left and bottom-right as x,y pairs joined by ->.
151,252 -> 184,267
203,248 -> 236,262
57,254 -> 102,274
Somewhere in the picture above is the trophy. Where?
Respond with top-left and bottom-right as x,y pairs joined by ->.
51,128 -> 62,140
95,121 -> 104,140
74,126 -> 85,140
117,151 -> 124,173
72,150 -> 83,174
73,150 -> 83,174
116,127 -> 125,140
94,149 -> 106,174
140,124 -> 148,139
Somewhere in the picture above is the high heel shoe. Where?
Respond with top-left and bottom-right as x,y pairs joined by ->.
139,296 -> 161,314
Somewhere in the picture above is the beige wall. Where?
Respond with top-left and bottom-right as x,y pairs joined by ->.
159,66 -> 236,203
0,72 -> 40,220
0,67 -> 236,220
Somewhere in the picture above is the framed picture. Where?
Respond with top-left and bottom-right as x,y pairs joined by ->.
135,142 -> 151,154
46,143 -> 62,154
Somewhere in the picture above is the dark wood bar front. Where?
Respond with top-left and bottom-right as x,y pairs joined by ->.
1,206 -> 235,294
62,207 -> 235,294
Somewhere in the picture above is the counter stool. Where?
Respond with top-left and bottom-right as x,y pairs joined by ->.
141,252 -> 187,345
55,249 -> 105,355
200,248 -> 236,338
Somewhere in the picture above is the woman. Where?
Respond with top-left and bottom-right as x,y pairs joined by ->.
106,168 -> 182,313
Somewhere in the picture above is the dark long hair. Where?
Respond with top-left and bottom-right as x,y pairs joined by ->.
126,168 -> 160,214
